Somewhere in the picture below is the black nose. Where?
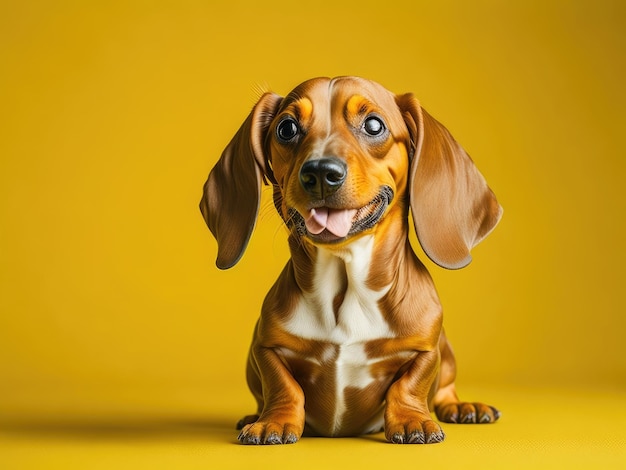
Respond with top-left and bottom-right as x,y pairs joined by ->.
299,157 -> 347,199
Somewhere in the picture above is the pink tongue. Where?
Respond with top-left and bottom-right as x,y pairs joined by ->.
305,207 -> 357,238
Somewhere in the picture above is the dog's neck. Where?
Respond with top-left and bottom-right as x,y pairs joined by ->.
287,209 -> 413,300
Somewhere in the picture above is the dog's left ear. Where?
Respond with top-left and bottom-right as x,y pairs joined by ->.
200,92 -> 283,269
396,94 -> 502,269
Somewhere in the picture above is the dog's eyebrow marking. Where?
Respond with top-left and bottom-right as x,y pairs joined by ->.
296,98 -> 313,122
346,95 -> 374,118
282,97 -> 313,123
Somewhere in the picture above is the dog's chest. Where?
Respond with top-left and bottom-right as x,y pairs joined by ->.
280,236 -> 412,435
284,236 -> 393,343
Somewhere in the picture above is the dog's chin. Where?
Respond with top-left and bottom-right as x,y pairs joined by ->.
288,186 -> 394,245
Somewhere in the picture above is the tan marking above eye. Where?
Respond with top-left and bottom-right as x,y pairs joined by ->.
346,95 -> 370,118
286,97 -> 313,122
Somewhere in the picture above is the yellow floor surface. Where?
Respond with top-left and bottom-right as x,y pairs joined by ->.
1,385 -> 624,470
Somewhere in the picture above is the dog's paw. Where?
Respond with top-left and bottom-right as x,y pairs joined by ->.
436,402 -> 501,424
385,417 -> 445,444
237,420 -> 301,445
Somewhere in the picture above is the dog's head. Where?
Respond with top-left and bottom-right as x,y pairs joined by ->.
200,76 -> 502,269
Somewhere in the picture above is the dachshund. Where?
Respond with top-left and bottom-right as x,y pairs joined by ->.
200,76 -> 503,445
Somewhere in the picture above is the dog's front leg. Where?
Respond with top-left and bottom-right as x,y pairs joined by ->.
237,346 -> 305,445
384,349 -> 445,444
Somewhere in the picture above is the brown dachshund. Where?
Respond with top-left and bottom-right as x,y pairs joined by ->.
200,76 -> 502,445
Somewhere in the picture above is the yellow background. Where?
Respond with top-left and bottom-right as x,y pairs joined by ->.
1,0 -> 625,468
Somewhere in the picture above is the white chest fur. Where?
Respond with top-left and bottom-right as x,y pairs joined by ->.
284,235 -> 393,344
282,236 -> 396,434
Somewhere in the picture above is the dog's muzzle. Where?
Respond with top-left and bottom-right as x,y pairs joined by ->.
288,185 -> 394,243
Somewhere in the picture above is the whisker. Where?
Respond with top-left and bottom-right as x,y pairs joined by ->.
272,219 -> 289,242
251,81 -> 271,101
257,187 -> 306,253
258,199 -> 278,223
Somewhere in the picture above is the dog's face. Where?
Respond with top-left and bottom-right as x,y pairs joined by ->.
267,77 -> 410,246
201,76 -> 501,270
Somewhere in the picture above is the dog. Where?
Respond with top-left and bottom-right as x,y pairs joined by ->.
200,76 -> 502,445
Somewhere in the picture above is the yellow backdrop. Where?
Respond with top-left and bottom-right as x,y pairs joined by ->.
1,0 -> 625,468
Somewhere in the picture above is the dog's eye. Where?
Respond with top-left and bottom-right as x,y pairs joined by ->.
363,116 -> 385,136
276,117 -> 299,142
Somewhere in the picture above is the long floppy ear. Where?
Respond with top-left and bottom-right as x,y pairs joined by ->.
199,92 -> 283,269
396,93 -> 502,269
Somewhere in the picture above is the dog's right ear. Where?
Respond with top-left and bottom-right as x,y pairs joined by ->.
200,93 -> 283,269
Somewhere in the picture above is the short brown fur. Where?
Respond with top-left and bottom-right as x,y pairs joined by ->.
201,76 -> 502,444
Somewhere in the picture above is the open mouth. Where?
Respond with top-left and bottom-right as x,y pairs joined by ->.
287,186 -> 394,243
